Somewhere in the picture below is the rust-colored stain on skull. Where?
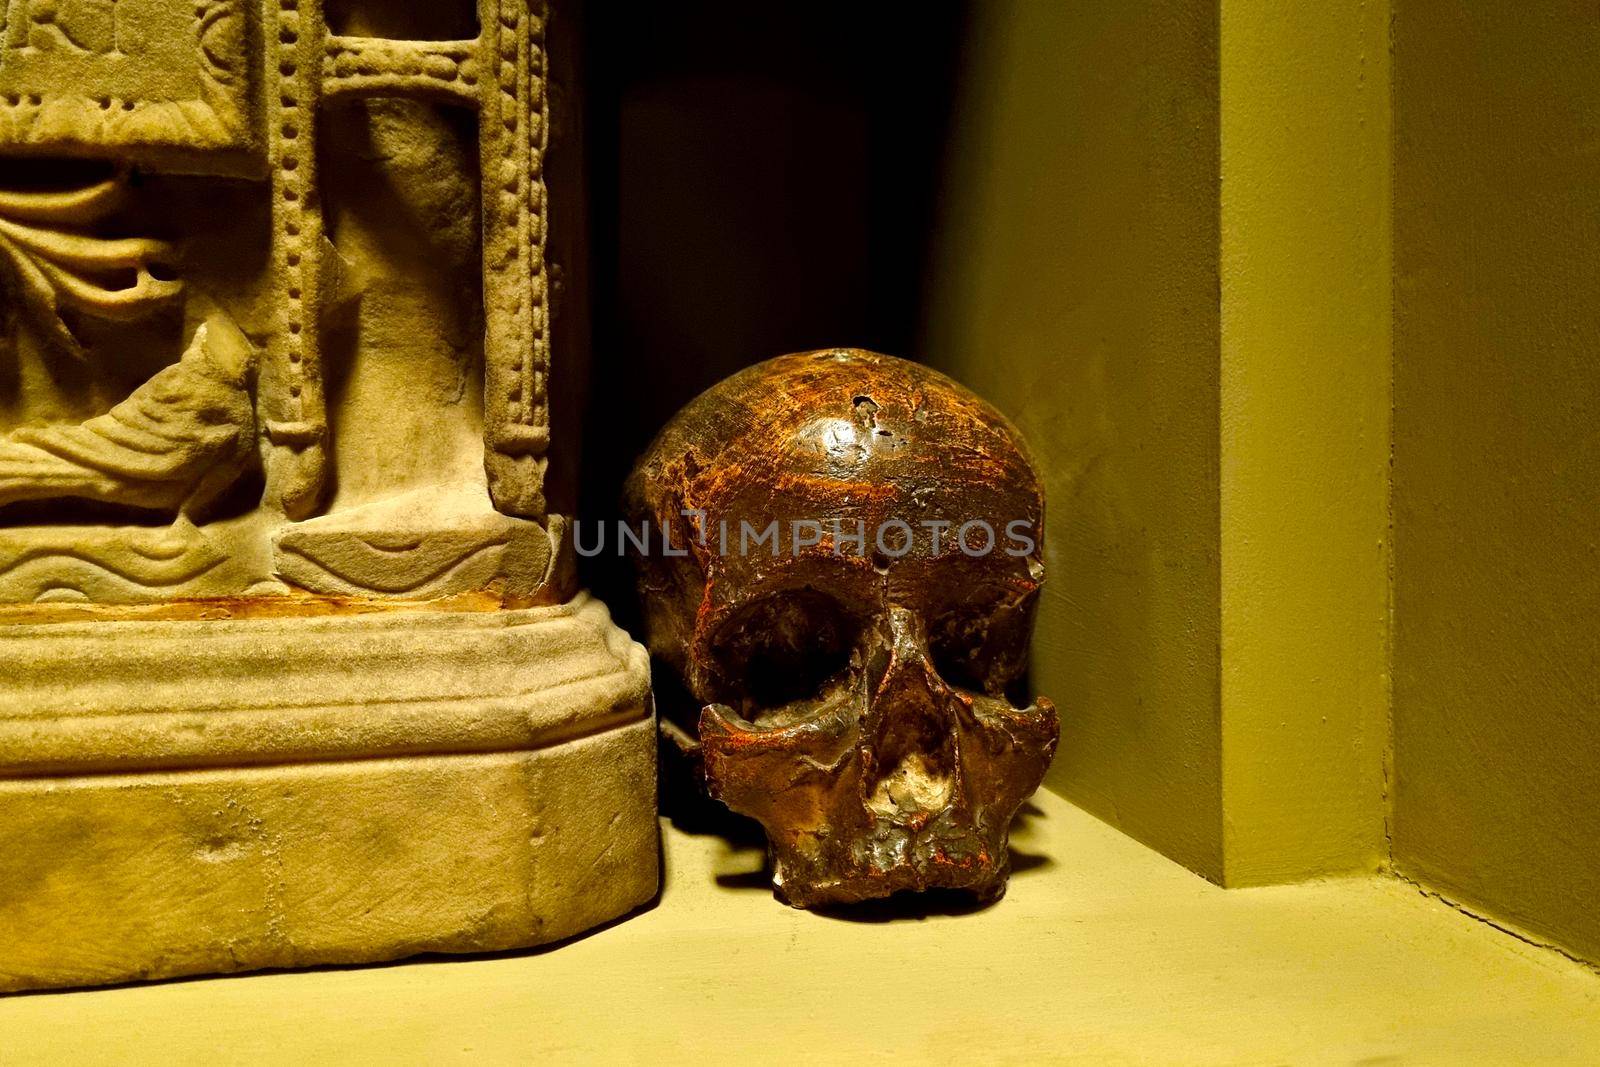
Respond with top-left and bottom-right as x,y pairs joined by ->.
626,349 -> 1057,908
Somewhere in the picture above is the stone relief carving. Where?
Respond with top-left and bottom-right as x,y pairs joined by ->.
0,170 -> 180,362
0,319 -> 256,517
0,0 -> 255,168
0,1 -> 659,994
0,0 -> 566,604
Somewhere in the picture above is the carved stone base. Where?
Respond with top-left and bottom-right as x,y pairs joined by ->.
0,593 -> 657,993
272,483 -> 569,602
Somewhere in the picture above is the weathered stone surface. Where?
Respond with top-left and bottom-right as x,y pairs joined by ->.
0,0 -> 658,992
0,0 -> 259,173
0,0 -> 572,600
0,593 -> 657,992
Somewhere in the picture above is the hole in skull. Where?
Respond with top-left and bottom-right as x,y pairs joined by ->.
710,589 -> 859,716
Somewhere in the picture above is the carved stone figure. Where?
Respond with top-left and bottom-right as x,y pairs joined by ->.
627,349 -> 1058,908
0,0 -> 569,601
0,320 -> 257,517
0,0 -> 656,993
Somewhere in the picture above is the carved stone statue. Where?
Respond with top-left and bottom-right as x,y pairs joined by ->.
0,0 -> 656,992
626,349 -> 1058,908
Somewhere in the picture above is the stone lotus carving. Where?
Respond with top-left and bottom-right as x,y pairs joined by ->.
627,350 -> 1059,908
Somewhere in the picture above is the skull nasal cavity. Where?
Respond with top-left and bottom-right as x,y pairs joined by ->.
865,669 -> 956,820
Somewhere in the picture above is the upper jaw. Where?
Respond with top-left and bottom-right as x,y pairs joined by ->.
768,811 -> 1011,908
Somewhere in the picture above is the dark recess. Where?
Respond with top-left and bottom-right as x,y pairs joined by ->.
578,1 -> 971,626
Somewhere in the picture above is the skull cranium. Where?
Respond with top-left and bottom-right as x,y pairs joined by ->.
626,349 -> 1057,907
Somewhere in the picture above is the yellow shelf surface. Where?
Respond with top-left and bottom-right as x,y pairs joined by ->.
5,788 -> 1599,1064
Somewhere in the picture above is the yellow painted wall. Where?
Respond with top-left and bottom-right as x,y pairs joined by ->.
1392,0 -> 1600,963
929,0 -> 1394,884
925,0 -> 1225,880
1218,0 -> 1391,883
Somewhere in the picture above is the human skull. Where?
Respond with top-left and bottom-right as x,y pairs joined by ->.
626,350 -> 1057,908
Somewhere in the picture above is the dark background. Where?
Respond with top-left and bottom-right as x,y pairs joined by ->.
577,2 -> 971,618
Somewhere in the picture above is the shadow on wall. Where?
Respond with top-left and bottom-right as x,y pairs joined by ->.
578,1 -> 970,625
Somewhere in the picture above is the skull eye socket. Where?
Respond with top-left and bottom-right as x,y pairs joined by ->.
929,593 -> 1037,700
707,589 -> 860,716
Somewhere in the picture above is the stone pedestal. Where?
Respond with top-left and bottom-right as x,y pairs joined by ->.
0,594 -> 655,992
